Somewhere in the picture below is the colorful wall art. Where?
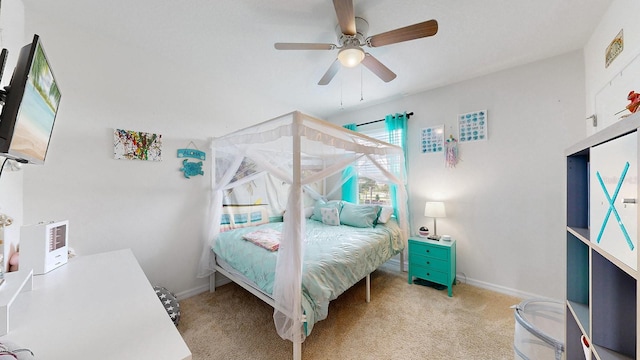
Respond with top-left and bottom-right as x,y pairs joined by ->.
113,129 -> 162,161
458,110 -> 487,142
420,125 -> 445,153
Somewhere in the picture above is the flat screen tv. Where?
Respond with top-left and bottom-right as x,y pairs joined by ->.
0,34 -> 61,164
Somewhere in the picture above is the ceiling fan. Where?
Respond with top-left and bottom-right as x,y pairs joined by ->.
274,0 -> 438,85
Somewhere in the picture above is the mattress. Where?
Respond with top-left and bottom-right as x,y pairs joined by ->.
212,218 -> 404,334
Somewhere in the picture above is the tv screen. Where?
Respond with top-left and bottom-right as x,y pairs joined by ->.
0,34 -> 61,164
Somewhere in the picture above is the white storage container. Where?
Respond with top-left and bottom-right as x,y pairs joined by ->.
513,299 -> 564,360
20,220 -> 69,274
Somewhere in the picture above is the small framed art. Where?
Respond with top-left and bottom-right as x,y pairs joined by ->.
421,125 -> 445,153
458,110 -> 487,142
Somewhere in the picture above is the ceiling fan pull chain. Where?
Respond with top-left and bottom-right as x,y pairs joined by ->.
360,66 -> 364,101
340,74 -> 344,109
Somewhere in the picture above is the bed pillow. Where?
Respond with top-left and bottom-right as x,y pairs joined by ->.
310,200 -> 343,222
377,206 -> 394,224
320,207 -> 340,226
340,202 -> 380,228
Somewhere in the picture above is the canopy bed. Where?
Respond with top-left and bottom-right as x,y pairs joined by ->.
197,111 -> 409,360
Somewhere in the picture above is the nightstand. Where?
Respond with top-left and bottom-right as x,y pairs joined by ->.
408,237 -> 456,297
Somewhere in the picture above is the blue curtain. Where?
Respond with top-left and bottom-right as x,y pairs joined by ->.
342,123 -> 358,203
385,113 -> 408,216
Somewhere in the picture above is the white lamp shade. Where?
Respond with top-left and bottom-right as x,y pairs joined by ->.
337,47 -> 365,68
424,201 -> 446,218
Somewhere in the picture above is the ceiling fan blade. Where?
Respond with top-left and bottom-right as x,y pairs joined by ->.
367,19 -> 438,47
318,59 -> 341,85
274,43 -> 336,50
361,53 -> 396,82
333,0 -> 356,36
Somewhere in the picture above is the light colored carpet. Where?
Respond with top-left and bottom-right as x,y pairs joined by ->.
178,265 -> 521,360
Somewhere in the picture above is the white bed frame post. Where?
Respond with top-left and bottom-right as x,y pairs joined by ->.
366,274 -> 371,303
292,112 -> 303,360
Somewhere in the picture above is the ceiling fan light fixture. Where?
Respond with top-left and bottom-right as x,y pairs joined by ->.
337,47 -> 364,67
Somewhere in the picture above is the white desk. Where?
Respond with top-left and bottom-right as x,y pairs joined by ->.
0,249 -> 192,360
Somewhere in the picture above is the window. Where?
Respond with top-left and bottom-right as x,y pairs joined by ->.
356,123 -> 402,205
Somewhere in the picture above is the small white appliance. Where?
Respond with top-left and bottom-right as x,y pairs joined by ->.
20,220 -> 69,275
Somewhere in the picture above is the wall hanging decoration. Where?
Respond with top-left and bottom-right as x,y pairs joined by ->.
445,135 -> 459,168
458,110 -> 487,142
177,141 -> 205,178
177,141 -> 206,161
113,129 -> 162,161
180,159 -> 204,178
0,214 -> 13,229
420,125 -> 444,153
605,29 -> 623,69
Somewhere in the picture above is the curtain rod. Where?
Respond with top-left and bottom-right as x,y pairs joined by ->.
356,112 -> 413,127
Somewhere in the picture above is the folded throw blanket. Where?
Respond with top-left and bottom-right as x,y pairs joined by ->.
242,228 -> 281,251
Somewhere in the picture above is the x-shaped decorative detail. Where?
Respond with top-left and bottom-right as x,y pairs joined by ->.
595,161 -> 634,251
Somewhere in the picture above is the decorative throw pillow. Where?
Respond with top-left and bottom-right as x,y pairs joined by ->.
320,207 -> 340,226
377,206 -> 394,224
153,285 -> 181,326
340,202 -> 380,228
310,200 -> 343,222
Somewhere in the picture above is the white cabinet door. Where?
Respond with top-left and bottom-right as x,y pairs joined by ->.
590,131 -> 638,270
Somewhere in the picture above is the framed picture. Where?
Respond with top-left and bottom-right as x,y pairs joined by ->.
458,110 -> 487,142
114,129 -> 163,161
421,125 -> 445,153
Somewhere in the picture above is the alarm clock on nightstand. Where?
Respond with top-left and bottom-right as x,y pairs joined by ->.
20,220 -> 69,275
418,226 -> 430,237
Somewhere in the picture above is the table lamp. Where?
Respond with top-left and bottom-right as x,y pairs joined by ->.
424,201 -> 446,240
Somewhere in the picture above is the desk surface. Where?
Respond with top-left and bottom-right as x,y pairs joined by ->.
0,249 -> 192,360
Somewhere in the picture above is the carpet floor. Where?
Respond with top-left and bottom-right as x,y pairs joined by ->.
178,265 -> 521,359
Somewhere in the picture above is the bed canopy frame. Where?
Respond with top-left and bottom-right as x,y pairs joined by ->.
198,111 -> 409,359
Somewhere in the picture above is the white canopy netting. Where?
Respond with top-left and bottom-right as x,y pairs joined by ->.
198,111 -> 409,344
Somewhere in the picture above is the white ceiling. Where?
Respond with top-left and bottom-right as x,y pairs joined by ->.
22,0 -> 612,119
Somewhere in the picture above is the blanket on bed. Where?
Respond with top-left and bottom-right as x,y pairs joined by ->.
242,228 -> 281,251
213,218 -> 403,335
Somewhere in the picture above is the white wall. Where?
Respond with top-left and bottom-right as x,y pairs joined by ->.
16,7 -> 292,297
584,0 -> 640,134
328,52 -> 586,300
11,3 -> 609,300
15,22 -> 206,296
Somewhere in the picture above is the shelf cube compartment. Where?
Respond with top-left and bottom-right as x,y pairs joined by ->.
567,233 -> 589,308
592,251 -> 636,359
567,151 -> 590,231
565,308 -> 590,360
590,131 -> 637,270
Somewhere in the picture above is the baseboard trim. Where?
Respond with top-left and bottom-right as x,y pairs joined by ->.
175,284 -> 209,301
385,257 -> 405,271
177,260 -> 557,302
386,258 -> 556,302
175,274 -> 232,301
460,276 -> 549,301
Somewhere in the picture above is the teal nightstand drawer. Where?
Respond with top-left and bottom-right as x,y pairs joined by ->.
411,266 -> 448,285
409,242 -> 449,261
408,238 -> 456,297
409,254 -> 449,272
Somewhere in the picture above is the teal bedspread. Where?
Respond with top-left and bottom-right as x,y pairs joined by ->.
213,218 -> 404,334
